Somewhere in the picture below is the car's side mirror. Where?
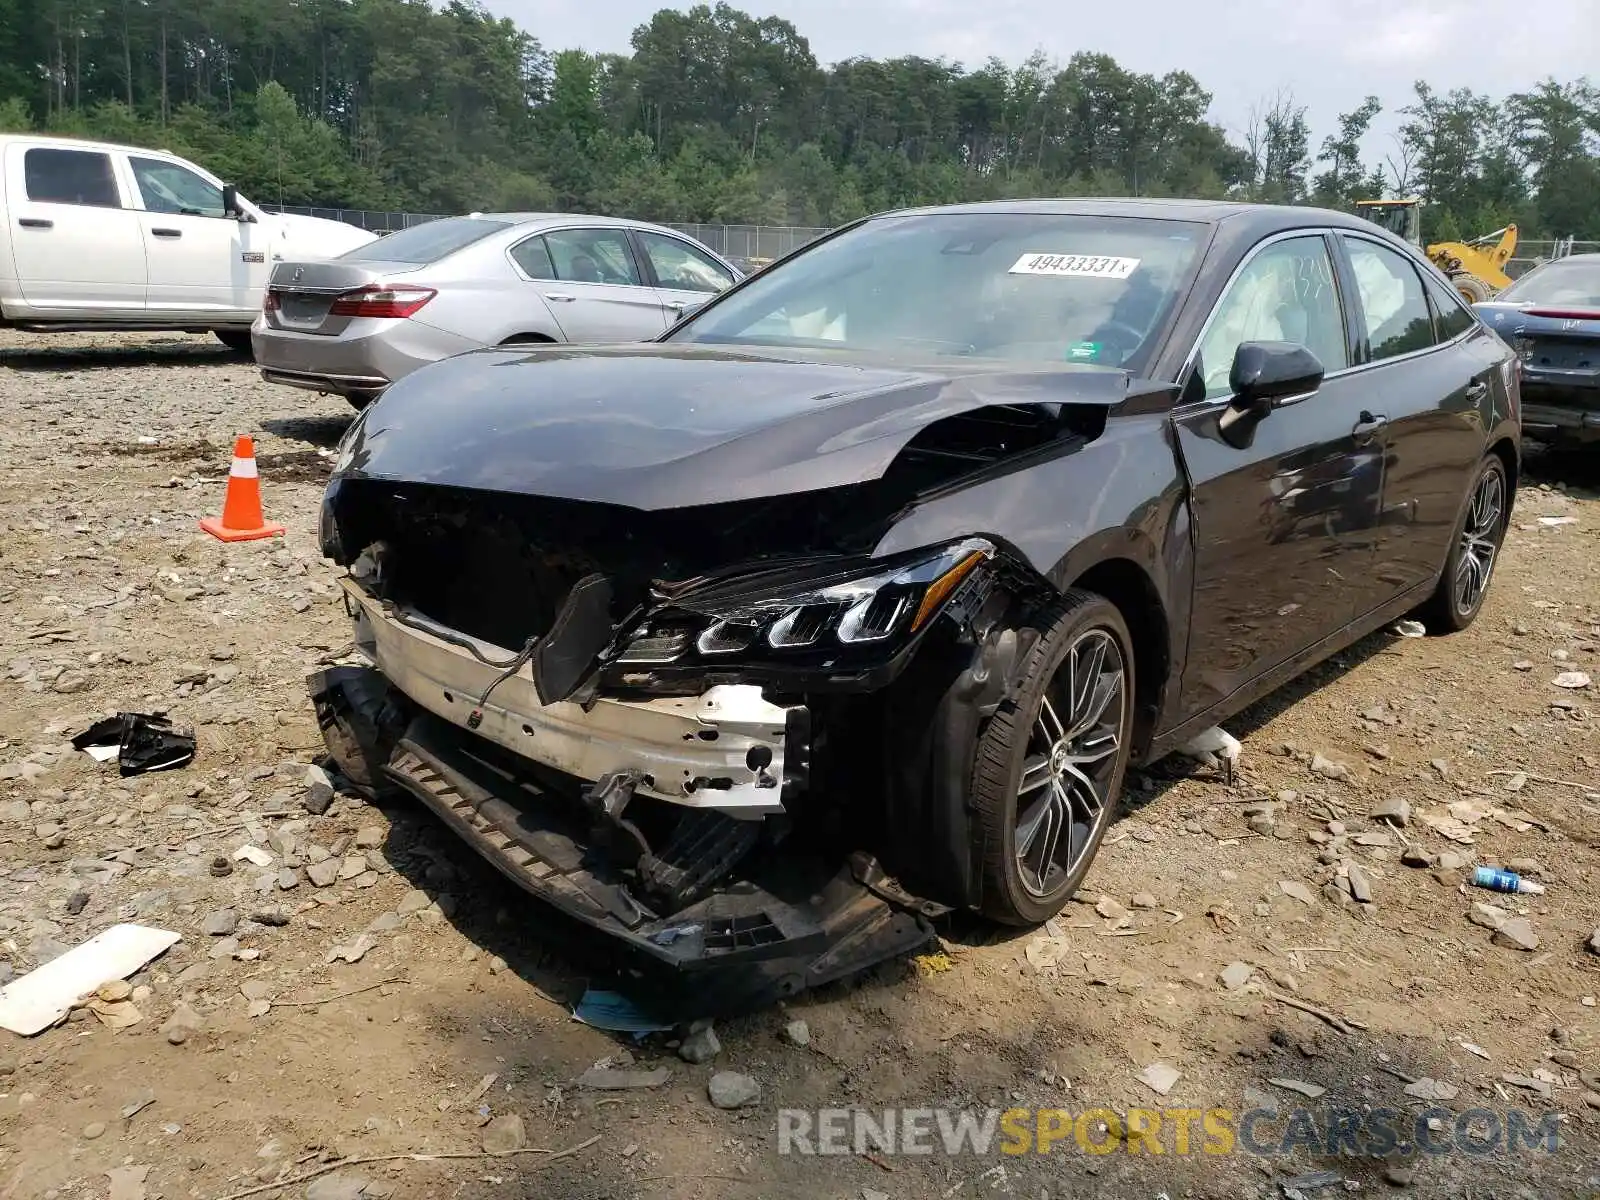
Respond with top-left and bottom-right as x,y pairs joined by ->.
1218,341 -> 1324,449
221,184 -> 252,222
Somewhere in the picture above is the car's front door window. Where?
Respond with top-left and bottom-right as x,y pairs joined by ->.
128,157 -> 226,218
636,231 -> 734,293
1194,236 -> 1349,399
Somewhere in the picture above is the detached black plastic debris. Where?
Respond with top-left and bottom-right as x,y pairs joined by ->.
72,712 -> 196,776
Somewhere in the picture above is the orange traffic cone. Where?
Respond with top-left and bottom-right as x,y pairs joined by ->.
200,435 -> 285,542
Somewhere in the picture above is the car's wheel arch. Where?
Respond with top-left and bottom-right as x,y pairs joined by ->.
1044,532 -> 1177,761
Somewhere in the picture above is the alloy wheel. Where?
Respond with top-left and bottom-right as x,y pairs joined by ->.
1453,467 -> 1503,617
1014,628 -> 1126,898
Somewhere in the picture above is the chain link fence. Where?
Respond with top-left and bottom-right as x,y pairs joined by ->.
260,205 -> 829,262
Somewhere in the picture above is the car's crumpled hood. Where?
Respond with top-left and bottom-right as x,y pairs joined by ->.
332,343 -> 1139,510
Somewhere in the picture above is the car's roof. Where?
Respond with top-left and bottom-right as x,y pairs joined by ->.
471,212 -> 701,238
0,132 -> 189,159
877,197 -> 1378,234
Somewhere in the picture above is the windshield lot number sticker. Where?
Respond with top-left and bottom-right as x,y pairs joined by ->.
1010,253 -> 1140,279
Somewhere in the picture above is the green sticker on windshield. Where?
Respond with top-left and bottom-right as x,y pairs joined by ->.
1067,341 -> 1101,362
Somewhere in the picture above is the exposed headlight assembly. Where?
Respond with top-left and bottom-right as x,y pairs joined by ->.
616,538 -> 994,665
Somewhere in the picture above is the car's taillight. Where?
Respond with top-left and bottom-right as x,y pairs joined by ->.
329,286 -> 436,318
1523,307 -> 1600,321
262,290 -> 280,313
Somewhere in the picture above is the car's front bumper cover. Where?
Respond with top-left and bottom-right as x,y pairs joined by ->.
343,576 -> 800,817
306,668 -> 936,1015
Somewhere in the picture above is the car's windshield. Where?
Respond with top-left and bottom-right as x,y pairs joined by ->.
341,216 -> 512,264
667,212 -> 1209,370
1499,258 -> 1600,307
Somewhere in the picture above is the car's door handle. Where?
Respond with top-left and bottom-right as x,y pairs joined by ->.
1465,381 -> 1489,400
17,217 -> 52,229
1352,411 -> 1388,442
544,292 -> 576,302
151,227 -> 183,238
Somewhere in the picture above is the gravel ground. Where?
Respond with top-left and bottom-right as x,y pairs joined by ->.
2,330 -> 1600,1200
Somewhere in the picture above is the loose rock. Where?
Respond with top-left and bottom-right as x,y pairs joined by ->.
1492,917 -> 1539,952
1220,961 -> 1253,990
708,1071 -> 761,1110
679,1025 -> 722,1064
201,908 -> 238,937
782,1019 -> 811,1047
306,859 -> 341,888
481,1113 -> 527,1155
1370,796 -> 1410,827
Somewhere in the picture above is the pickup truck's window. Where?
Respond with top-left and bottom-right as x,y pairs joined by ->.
669,211 -> 1206,370
1194,236 -> 1348,398
636,231 -> 733,294
129,156 -> 225,218
341,216 -> 512,264
1343,237 -> 1436,360
24,148 -> 119,208
543,228 -> 643,286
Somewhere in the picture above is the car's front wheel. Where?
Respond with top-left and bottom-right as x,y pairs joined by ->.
971,590 -> 1134,925
1418,454 -> 1508,633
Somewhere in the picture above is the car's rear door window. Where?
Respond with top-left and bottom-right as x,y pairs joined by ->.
23,147 -> 121,208
543,228 -> 643,286
1343,237 -> 1437,360
1425,275 -> 1476,341
1193,235 -> 1349,399
510,235 -> 558,280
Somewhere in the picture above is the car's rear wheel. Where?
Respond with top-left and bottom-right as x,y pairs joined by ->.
972,590 -> 1134,925
1418,455 -> 1508,633
215,329 -> 253,356
345,390 -> 380,412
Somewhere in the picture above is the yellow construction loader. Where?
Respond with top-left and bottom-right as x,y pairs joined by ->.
1354,198 -> 1517,302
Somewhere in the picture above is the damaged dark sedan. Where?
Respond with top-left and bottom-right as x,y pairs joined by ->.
311,199 -> 1520,1007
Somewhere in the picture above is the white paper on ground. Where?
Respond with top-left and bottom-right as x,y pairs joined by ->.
0,923 -> 181,1036
83,744 -> 120,763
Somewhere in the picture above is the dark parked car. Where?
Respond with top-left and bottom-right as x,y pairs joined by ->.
310,199 -> 1519,1007
1474,253 -> 1600,446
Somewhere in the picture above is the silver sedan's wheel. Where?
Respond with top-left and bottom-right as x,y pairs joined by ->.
1015,630 -> 1125,897
971,590 -> 1135,925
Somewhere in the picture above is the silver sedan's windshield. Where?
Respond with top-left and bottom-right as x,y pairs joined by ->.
667,212 -> 1209,370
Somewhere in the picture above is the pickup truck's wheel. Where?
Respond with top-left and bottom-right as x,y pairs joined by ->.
1418,455 -> 1508,633
972,590 -> 1134,925
214,330 -> 253,356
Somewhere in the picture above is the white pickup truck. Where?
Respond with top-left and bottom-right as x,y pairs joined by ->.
0,134 -> 376,351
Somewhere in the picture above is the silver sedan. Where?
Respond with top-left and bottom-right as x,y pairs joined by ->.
251,213 -> 741,409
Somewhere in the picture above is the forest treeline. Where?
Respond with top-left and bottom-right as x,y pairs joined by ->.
0,0 -> 1596,239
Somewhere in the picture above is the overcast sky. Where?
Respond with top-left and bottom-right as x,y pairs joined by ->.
489,0 -> 1598,155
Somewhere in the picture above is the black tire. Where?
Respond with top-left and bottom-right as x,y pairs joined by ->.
214,329 -> 254,356
500,333 -> 556,346
346,390 -> 379,412
971,589 -> 1135,925
1451,273 -> 1494,304
1417,455 -> 1508,633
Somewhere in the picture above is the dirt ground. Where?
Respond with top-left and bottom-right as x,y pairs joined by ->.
2,330 -> 1599,1200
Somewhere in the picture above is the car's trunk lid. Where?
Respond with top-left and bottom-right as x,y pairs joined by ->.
263,260 -> 421,336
